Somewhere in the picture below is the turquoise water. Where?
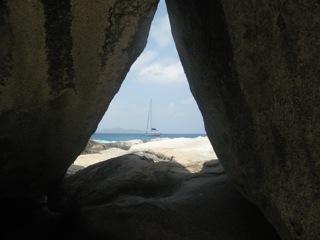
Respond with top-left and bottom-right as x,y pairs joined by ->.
91,133 -> 206,143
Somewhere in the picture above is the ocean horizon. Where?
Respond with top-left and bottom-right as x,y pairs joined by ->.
91,133 -> 207,143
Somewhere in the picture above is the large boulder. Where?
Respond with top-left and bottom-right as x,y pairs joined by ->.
0,0 -> 158,201
50,153 -> 190,210
50,154 -> 280,240
166,0 -> 320,239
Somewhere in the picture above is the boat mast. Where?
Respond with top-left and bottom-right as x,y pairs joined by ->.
145,99 -> 152,133
150,99 -> 152,130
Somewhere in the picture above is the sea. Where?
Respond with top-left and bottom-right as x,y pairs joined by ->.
91,133 -> 207,143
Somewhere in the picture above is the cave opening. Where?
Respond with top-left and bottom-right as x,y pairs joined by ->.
63,1 -> 280,239
73,0 -> 219,174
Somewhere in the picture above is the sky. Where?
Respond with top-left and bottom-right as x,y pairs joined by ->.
96,0 -> 206,134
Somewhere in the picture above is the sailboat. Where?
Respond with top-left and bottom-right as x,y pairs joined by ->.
145,99 -> 161,136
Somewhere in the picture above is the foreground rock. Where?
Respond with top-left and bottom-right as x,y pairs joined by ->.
166,0 -> 320,239
66,164 -> 85,176
51,154 -> 280,240
0,0 -> 158,201
51,153 -> 190,209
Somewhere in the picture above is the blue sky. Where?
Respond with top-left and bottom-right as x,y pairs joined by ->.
97,0 -> 206,134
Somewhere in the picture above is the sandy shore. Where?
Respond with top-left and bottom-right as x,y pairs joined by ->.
74,136 -> 218,173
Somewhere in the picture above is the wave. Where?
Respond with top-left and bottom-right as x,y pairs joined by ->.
149,136 -> 206,142
92,139 -> 117,144
92,139 -> 143,144
91,135 -> 207,144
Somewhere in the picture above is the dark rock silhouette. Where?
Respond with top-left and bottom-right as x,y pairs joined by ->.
166,0 -> 320,239
49,153 -> 280,240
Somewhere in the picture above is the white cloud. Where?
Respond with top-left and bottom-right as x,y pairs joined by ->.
150,14 -> 171,48
131,50 -> 186,85
131,50 -> 158,71
129,14 -> 186,85
137,60 -> 186,84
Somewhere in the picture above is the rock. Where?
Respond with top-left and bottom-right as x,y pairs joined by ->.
82,140 -> 108,154
66,164 -> 85,176
50,153 -> 190,210
82,139 -> 144,154
107,139 -> 144,150
201,160 -> 225,174
166,0 -> 320,239
0,0 -> 158,201
50,154 -> 280,240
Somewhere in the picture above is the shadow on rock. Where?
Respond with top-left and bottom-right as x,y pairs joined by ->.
47,153 -> 280,240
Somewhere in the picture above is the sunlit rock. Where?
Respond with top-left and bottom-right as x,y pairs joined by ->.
0,0 -> 158,201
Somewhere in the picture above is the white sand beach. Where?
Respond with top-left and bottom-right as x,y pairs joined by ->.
74,137 -> 218,173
